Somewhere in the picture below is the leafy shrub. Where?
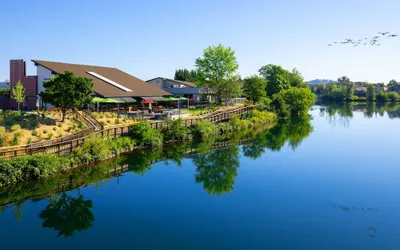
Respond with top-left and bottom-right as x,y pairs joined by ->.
128,122 -> 163,147
30,120 -> 40,129
4,110 -> 22,117
0,154 -> 69,186
387,91 -> 400,102
27,137 -> 32,145
243,100 -> 253,107
13,116 -> 24,121
219,122 -> 234,134
376,91 -> 388,102
192,120 -> 219,140
161,118 -> 189,141
21,121 -> 30,129
26,113 -> 39,119
109,137 -> 136,155
229,115 -> 252,130
5,120 -> 13,126
250,110 -> 276,124
72,135 -> 110,164
57,123 -> 62,128
52,127 -> 57,131
11,124 -> 21,132
43,129 -> 48,134
48,133 -> 54,140
11,132 -> 22,146
255,97 -> 272,111
78,121 -> 84,129
0,127 -> 7,147
43,119 -> 55,126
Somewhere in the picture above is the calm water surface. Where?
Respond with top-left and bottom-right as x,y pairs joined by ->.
1,103 -> 400,250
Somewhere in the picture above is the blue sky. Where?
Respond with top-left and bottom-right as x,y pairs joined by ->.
1,0 -> 399,83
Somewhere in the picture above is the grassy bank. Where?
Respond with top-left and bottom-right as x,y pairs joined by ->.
0,110 -> 276,187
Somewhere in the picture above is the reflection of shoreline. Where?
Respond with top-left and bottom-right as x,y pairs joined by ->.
0,117 -> 313,208
0,139 -> 255,208
315,103 -> 400,127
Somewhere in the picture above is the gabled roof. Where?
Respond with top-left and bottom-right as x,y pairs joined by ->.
32,60 -> 171,97
147,77 -> 197,88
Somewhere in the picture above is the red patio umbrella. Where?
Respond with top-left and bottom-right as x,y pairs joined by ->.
141,99 -> 155,104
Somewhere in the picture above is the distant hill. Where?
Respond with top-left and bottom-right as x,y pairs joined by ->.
308,79 -> 336,85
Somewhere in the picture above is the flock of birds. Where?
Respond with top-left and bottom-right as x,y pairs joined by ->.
328,32 -> 398,47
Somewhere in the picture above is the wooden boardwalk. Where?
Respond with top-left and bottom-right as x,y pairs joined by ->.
0,106 -> 254,159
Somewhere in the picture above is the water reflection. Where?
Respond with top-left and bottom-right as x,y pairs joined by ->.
0,116 -> 314,237
194,146 -> 240,195
39,193 -> 94,237
319,102 -> 400,127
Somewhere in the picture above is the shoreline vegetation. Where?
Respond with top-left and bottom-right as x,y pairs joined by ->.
310,77 -> 400,103
0,115 -> 314,207
0,44 -> 317,188
0,110 -> 276,187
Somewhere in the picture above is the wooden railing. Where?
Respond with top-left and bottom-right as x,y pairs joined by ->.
0,106 -> 254,159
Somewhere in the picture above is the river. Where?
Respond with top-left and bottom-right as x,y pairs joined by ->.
1,103 -> 400,249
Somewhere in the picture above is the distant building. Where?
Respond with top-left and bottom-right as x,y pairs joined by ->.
0,81 -> 9,89
146,77 -> 215,103
2,60 -> 38,110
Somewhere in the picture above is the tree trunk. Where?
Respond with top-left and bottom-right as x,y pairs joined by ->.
17,102 -> 20,111
61,109 -> 66,122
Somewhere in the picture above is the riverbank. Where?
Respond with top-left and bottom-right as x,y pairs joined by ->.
0,110 -> 276,187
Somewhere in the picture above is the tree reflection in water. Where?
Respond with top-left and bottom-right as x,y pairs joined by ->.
39,193 -> 94,238
321,102 -> 400,122
194,146 -> 240,196
122,143 -> 189,175
265,116 -> 313,151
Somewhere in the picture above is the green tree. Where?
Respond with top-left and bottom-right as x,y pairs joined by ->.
337,77 -> 354,100
0,88 -> 9,96
279,87 -> 316,117
366,84 -> 376,101
337,76 -> 351,85
174,69 -> 197,82
12,81 -> 26,110
39,193 -> 94,238
39,71 -> 93,122
387,92 -> 400,102
376,91 -> 388,102
288,68 -> 307,88
259,64 -> 290,97
195,44 -> 240,102
388,79 -> 398,91
216,76 -> 242,103
254,97 -> 272,111
242,75 -> 266,102
270,93 -> 290,120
